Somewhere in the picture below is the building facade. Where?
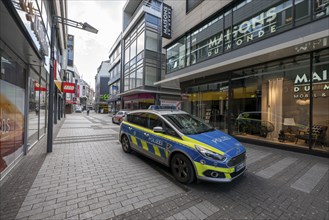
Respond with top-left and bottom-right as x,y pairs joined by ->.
159,0 -> 329,154
108,34 -> 122,114
95,60 -> 111,113
118,0 -> 181,110
0,0 -> 68,179
79,79 -> 94,110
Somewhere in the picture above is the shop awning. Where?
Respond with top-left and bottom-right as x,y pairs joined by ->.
54,80 -> 62,92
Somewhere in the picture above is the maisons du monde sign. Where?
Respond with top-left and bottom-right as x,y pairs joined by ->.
208,7 -> 277,56
162,3 -> 172,39
294,69 -> 329,98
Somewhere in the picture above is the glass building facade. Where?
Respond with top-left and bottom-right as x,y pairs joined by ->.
122,12 -> 169,109
164,0 -> 329,154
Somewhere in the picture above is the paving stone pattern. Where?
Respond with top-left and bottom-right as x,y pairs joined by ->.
1,112 -> 328,220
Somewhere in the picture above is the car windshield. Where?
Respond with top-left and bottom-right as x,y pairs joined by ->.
163,114 -> 214,135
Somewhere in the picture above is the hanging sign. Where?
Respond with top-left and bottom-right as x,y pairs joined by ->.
162,3 -> 172,39
62,82 -> 75,93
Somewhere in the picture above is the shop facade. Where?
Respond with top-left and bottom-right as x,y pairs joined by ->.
160,0 -> 329,154
0,0 -> 67,179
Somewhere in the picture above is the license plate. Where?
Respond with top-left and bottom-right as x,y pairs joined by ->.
235,162 -> 246,172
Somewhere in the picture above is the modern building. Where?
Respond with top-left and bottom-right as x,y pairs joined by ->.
108,34 -> 122,114
79,79 -> 94,110
116,0 -> 181,110
158,0 -> 329,154
0,0 -> 68,179
95,60 -> 111,113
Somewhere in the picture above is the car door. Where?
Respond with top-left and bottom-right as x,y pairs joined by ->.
125,112 -> 147,151
145,113 -> 168,164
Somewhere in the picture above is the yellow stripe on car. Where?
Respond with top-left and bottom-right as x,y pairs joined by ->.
141,140 -> 148,151
154,145 -> 161,157
131,135 -> 137,145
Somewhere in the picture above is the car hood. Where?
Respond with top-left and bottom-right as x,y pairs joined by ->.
187,130 -> 245,158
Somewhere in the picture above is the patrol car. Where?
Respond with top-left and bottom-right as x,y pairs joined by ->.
119,109 -> 246,184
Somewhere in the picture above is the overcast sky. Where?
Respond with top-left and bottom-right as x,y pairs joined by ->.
67,0 -> 126,90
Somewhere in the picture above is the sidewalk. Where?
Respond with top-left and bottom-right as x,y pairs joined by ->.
0,118 -> 64,220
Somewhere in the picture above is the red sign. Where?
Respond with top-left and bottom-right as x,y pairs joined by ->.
62,82 -> 75,93
34,81 -> 46,91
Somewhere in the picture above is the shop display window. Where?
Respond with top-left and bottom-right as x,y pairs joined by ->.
0,54 -> 25,175
182,51 -> 328,152
28,74 -> 39,145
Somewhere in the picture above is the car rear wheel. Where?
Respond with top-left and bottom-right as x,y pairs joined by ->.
171,153 -> 195,184
121,135 -> 132,153
112,118 -> 115,124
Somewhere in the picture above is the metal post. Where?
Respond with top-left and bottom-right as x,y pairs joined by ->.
47,20 -> 56,153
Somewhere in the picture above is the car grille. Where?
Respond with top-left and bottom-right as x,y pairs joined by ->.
227,152 -> 246,167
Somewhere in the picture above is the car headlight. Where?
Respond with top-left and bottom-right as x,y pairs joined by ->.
195,145 -> 226,161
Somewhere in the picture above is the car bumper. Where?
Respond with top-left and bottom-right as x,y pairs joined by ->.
194,161 -> 247,182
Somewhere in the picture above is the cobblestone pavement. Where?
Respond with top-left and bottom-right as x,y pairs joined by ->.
2,112 -> 328,219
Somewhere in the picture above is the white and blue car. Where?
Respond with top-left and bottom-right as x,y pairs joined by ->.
119,109 -> 246,184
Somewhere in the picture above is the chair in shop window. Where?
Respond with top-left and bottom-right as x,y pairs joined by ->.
295,125 -> 328,148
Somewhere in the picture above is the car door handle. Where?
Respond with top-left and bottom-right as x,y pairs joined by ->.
144,133 -> 149,137
128,127 -> 132,130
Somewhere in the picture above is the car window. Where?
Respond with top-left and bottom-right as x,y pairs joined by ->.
163,114 -> 214,135
148,113 -> 162,129
163,122 -> 180,138
127,113 -> 148,128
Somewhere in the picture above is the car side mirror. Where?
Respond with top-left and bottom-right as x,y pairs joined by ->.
153,126 -> 164,133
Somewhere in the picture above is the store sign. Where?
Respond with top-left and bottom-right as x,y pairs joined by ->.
100,94 -> 109,101
294,70 -> 328,98
162,3 -> 172,39
62,82 -> 75,93
208,7 -> 277,56
19,0 -> 49,56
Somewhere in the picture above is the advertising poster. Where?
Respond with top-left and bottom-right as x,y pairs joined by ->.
0,80 -> 25,173
67,35 -> 74,67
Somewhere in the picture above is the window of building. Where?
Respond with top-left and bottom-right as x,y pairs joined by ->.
146,30 -> 159,52
125,47 -> 130,64
137,32 -> 145,55
124,75 -> 129,91
145,65 -> 157,86
187,0 -> 203,13
130,39 -> 137,59
314,0 -> 329,19
136,67 -> 143,87
167,37 -> 186,72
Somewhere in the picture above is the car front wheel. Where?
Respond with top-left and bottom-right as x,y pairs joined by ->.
121,135 -> 132,153
171,153 -> 195,184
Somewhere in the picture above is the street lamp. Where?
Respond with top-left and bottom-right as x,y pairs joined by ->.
47,16 -> 98,153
